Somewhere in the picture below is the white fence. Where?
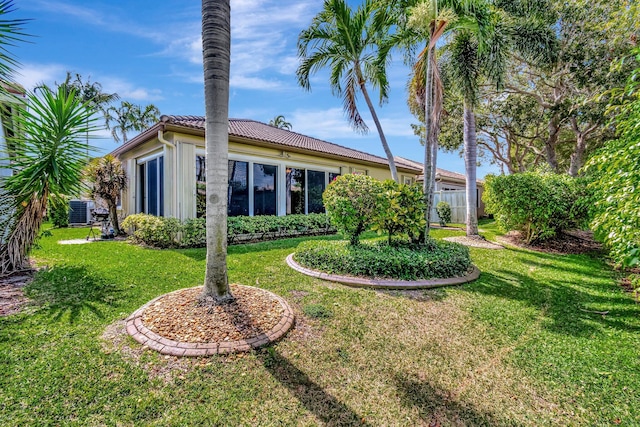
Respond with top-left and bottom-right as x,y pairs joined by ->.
430,190 -> 467,224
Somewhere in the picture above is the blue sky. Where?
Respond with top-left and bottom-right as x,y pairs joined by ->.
11,0 -> 499,178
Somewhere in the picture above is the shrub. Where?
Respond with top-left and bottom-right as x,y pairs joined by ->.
121,213 -> 335,248
371,181 -> 426,244
48,196 -> 69,228
483,172 -> 588,244
436,201 -> 452,226
323,174 -> 383,245
121,214 -> 181,248
294,239 -> 471,281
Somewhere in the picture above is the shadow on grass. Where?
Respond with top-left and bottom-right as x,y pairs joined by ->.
394,374 -> 506,426
468,268 -> 640,337
259,348 -> 369,426
25,265 -> 122,324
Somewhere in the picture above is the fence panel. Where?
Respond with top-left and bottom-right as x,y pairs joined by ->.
430,190 -> 467,224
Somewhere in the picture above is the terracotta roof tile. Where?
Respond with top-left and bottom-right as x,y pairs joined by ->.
161,115 -> 420,172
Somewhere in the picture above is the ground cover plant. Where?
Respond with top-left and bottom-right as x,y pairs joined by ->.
0,223 -> 639,425
294,239 -> 471,280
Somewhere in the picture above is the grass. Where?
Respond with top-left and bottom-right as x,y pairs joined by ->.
0,223 -> 638,425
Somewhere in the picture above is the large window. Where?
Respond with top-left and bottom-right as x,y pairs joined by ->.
286,168 -> 305,214
228,160 -> 249,216
307,170 -> 326,213
138,155 -> 164,216
253,163 -> 277,215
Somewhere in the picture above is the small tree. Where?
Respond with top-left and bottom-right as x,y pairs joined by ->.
323,174 -> 382,245
84,155 -> 127,235
436,201 -> 451,227
372,181 -> 426,245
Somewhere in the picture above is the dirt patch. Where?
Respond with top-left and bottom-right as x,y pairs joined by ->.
0,272 -> 33,317
142,285 -> 285,343
443,235 -> 504,249
497,230 -> 603,255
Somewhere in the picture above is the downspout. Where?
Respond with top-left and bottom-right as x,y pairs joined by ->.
157,129 -> 179,219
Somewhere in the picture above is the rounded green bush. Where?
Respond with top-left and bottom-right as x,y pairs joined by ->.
436,201 -> 451,226
294,239 -> 472,281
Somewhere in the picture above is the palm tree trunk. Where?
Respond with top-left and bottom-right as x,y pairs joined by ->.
108,201 -> 121,236
201,0 -> 231,301
464,100 -> 478,236
357,75 -> 398,183
0,195 -> 46,276
422,45 -> 435,240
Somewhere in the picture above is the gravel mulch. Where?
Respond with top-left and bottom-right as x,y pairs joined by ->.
142,285 -> 285,343
443,235 -> 504,249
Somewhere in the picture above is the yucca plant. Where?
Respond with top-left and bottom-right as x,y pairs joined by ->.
0,85 -> 98,275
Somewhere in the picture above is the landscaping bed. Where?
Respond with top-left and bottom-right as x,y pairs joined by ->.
294,239 -> 472,280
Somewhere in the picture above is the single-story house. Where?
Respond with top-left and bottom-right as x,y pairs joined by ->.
111,115 -> 482,221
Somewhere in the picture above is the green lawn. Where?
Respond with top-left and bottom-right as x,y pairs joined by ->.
1,223 -> 638,425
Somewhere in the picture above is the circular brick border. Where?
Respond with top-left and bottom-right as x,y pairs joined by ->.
286,253 -> 480,289
125,285 -> 295,357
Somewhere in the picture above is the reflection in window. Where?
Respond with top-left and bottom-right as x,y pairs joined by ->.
196,155 -> 206,217
137,156 -> 164,216
253,163 -> 277,215
228,160 -> 249,216
329,172 -> 341,183
286,168 -> 305,214
307,170 -> 326,213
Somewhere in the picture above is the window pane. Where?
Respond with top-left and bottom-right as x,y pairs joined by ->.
138,163 -> 145,213
329,172 -> 340,183
147,158 -> 158,216
308,170 -> 326,214
253,163 -> 277,215
196,155 -> 206,218
159,156 -> 164,216
286,168 -> 305,214
228,160 -> 249,216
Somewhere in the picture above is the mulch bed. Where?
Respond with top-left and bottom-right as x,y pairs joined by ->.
0,272 -> 33,317
142,285 -> 285,343
497,230 -> 603,255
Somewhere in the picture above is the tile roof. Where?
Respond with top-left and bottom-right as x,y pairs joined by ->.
395,156 -> 484,184
157,115 -> 421,172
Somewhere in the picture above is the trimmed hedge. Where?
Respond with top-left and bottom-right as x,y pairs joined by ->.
294,239 -> 472,281
122,213 -> 335,248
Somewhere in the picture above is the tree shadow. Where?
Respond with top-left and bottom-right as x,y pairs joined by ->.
259,348 -> 369,426
466,268 -> 640,337
394,373 -> 510,426
24,265 -> 122,324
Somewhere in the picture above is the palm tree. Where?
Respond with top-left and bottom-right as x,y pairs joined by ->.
444,1 -> 556,236
84,155 -> 127,236
0,86 -> 97,274
0,0 -> 26,86
105,101 -> 160,143
200,0 -> 232,302
297,0 -> 400,182
53,72 -> 119,155
269,115 -> 292,130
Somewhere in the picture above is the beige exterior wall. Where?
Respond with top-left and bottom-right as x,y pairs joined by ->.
118,131 -> 416,220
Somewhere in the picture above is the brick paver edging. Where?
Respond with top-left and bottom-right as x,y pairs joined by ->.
286,253 -> 480,289
125,285 -> 295,357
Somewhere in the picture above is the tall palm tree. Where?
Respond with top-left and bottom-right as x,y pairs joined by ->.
297,0 -> 400,182
444,1 -> 556,236
269,114 -> 292,130
84,155 -> 127,236
200,0 -> 232,302
0,86 -> 97,274
105,101 -> 160,143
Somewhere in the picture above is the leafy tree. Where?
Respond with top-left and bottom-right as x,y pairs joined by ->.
323,174 -> 383,245
0,86 -> 98,274
84,155 -> 127,236
104,101 -> 160,143
297,0 -> 400,182
268,115 -> 292,130
584,51 -> 640,267
200,0 -> 232,302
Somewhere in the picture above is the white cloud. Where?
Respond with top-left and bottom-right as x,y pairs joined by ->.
100,77 -> 163,102
15,63 -> 66,91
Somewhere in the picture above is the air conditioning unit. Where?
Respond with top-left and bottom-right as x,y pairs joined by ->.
68,200 -> 95,225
